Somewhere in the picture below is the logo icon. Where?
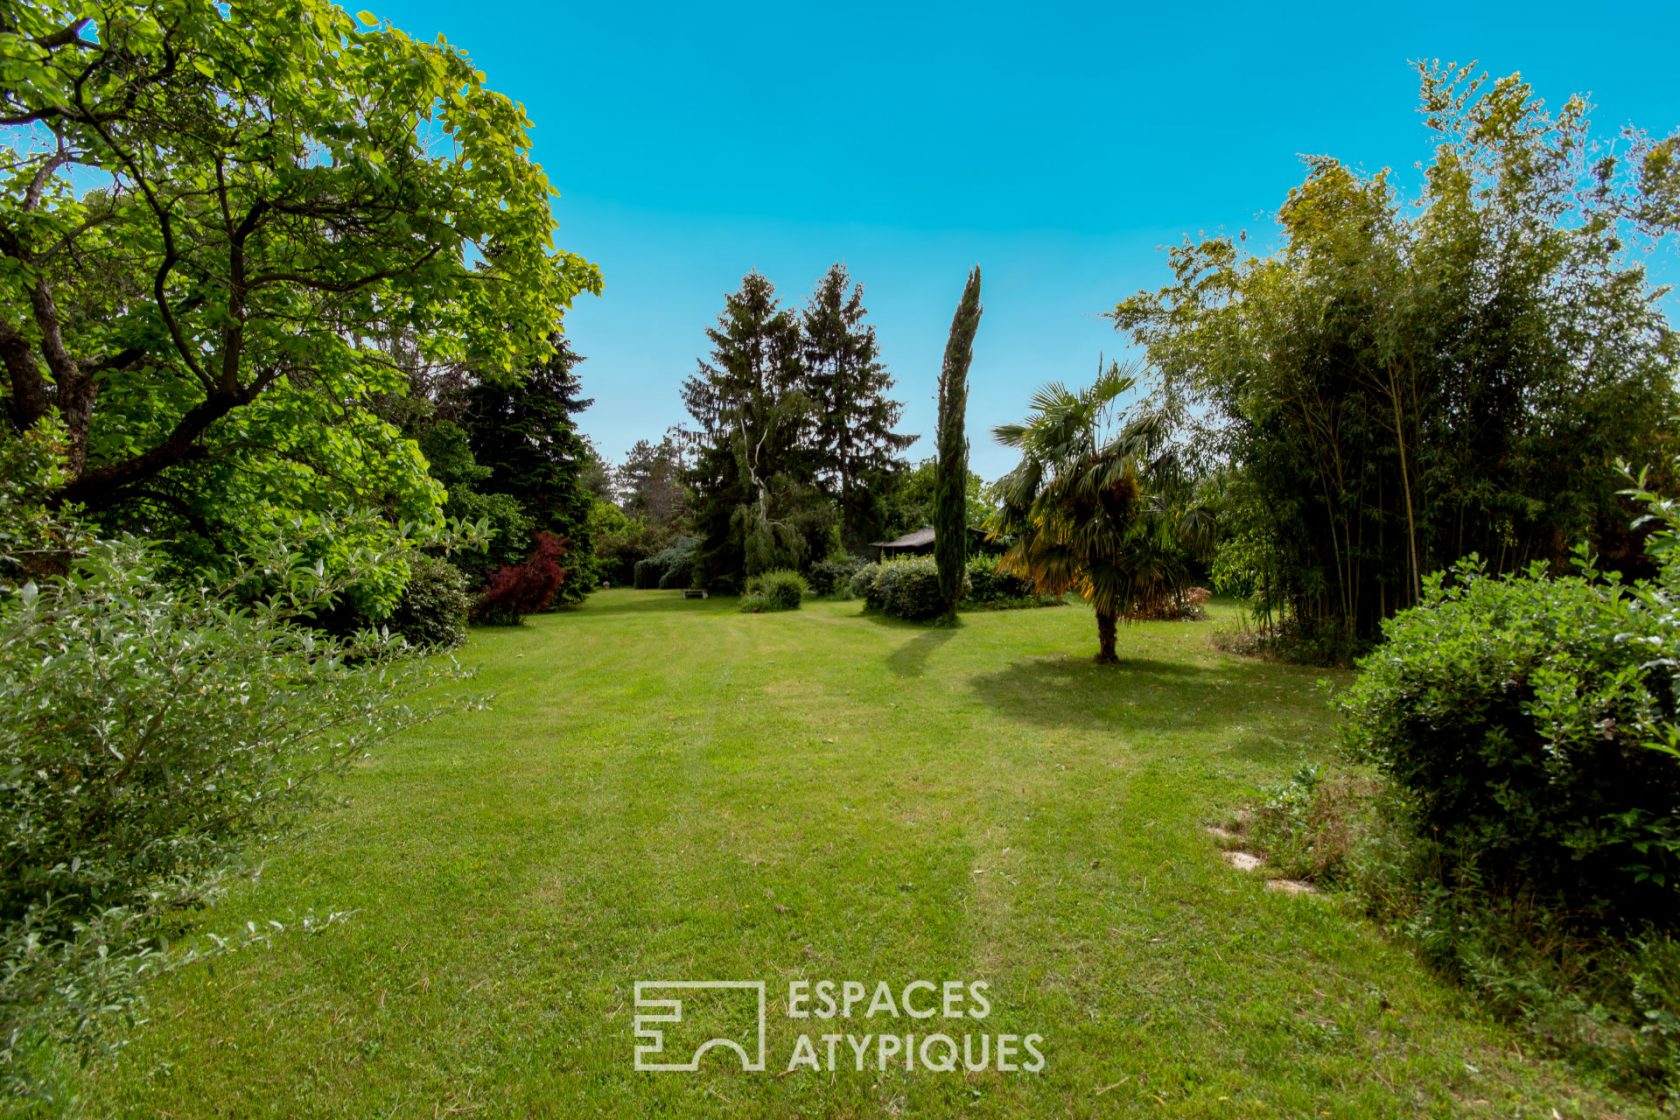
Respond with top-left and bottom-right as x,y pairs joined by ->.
633,980 -> 767,1072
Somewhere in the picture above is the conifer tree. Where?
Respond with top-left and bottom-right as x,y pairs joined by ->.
800,264 -> 916,548
462,336 -> 598,601
935,268 -> 982,623
615,435 -> 690,544
681,273 -> 820,585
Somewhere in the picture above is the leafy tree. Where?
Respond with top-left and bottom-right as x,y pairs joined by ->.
934,267 -> 981,622
615,433 -> 691,546
1113,64 -> 1679,644
462,337 -> 597,601
0,1 -> 599,595
414,421 -> 531,587
800,264 -> 916,547
592,433 -> 692,584
882,457 -> 989,537
681,273 -> 830,585
586,498 -> 644,585
991,366 -> 1194,662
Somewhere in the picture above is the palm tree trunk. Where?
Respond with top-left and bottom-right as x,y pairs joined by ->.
1096,608 -> 1119,664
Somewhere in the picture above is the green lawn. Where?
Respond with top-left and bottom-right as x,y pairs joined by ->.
80,591 -> 1657,1117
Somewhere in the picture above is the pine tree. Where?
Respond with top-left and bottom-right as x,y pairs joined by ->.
681,273 -> 824,586
462,335 -> 598,602
800,264 -> 916,549
935,267 -> 982,623
615,435 -> 690,545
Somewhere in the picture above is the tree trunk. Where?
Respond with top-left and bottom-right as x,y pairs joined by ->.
1388,366 -> 1422,608
1095,608 -> 1118,664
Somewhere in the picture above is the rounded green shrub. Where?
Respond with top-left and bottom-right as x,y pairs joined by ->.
635,536 -> 699,590
962,555 -> 1037,606
386,553 -> 471,649
850,562 -> 885,608
741,569 -> 807,612
871,555 -> 967,622
808,555 -> 864,598
1339,557 -> 1680,925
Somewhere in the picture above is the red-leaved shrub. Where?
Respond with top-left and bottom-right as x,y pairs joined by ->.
471,532 -> 567,625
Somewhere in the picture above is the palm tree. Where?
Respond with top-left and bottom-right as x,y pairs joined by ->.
989,363 -> 1203,663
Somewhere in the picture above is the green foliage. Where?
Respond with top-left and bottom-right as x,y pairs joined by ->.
0,531 -> 448,1097
1396,902 -> 1680,1095
417,421 -> 532,589
614,436 -> 691,553
682,273 -> 831,587
1237,758 -> 1680,1091
934,268 -> 982,623
0,1 -> 600,593
587,499 -> 647,586
682,267 -> 917,581
1243,765 -> 1390,886
961,555 -> 1050,608
878,457 -> 990,538
857,555 -> 968,622
849,562 -> 885,608
1114,64 -> 1679,645
801,265 -> 917,548
991,363 -> 1208,660
1338,554 -> 1680,923
739,569 -> 807,613
1241,479 -> 1680,1095
461,338 -> 599,602
633,537 -> 700,590
384,554 -> 472,649
0,419 -> 87,577
807,555 -> 865,598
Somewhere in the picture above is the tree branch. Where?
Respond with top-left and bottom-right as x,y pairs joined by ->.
33,17 -> 92,50
55,387 -> 250,510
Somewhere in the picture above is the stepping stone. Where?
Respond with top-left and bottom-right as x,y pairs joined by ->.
1265,878 -> 1318,895
1222,850 -> 1263,871
1206,825 -> 1237,842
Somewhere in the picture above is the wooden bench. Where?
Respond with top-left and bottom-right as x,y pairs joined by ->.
682,588 -> 709,600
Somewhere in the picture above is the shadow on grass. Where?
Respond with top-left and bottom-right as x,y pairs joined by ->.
855,608 -> 955,631
968,653 -> 1315,745
887,628 -> 958,678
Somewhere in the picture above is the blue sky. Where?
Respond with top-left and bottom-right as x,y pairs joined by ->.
372,1 -> 1680,481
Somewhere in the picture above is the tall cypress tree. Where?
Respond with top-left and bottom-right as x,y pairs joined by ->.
800,264 -> 916,548
935,267 -> 982,623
